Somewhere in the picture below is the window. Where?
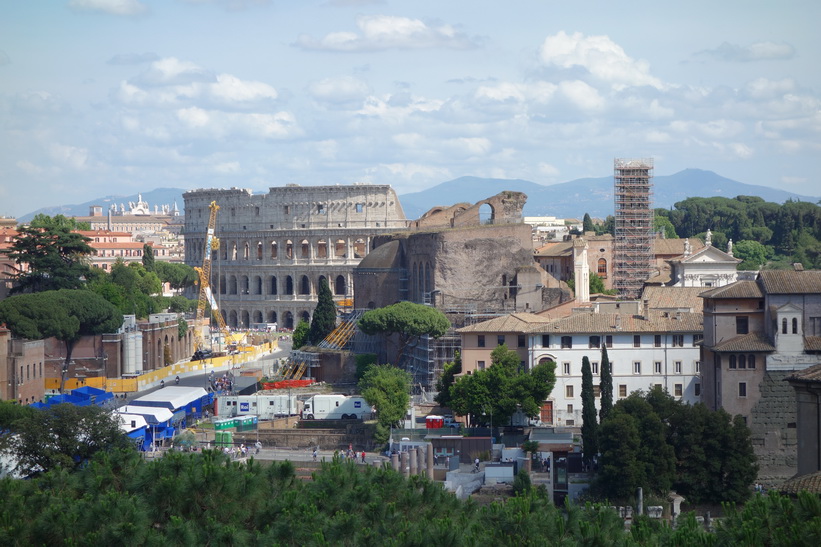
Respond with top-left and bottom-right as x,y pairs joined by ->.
355,203 -> 364,213
593,385 -> 601,398
739,382 -> 747,397
654,361 -> 662,374
748,355 -> 755,369
782,318 -> 788,334
566,404 -> 573,413
738,354 -> 747,369
561,336 -> 572,349
317,203 -> 326,214
729,355 -> 737,369
478,335 -> 485,348
619,385 -> 627,397
674,384 -> 683,397
284,205 -> 290,215
675,361 -> 682,374
597,258 -> 607,276
672,335 -> 684,347
793,318 -> 799,334
566,419 -> 575,426
562,362 -> 571,375
477,361 -> 486,370
605,335 -> 613,348
518,334 -> 526,348
633,335 -> 641,348
654,335 -> 662,348
592,362 -> 599,374
589,336 -> 600,348
736,316 -> 749,335
633,361 -> 641,374
542,335 -> 550,347
695,360 -> 701,373
693,334 -> 703,346
497,335 -> 505,346
565,385 -> 575,398
694,383 -> 701,397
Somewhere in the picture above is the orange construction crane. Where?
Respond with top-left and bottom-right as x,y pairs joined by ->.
193,201 -> 231,353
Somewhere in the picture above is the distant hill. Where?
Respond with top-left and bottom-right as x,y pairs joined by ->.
19,188 -> 187,223
18,169 -> 818,223
397,169 -> 819,219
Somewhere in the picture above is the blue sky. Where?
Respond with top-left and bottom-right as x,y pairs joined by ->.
1,0 -> 818,218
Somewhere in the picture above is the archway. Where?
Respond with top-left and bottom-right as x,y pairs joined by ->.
479,203 -> 495,224
335,275 -> 346,295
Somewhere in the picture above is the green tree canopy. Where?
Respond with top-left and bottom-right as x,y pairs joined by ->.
598,345 -> 613,421
582,213 -> 595,233
309,278 -> 337,345
29,213 -> 90,231
0,289 -> 123,391
358,301 -> 450,361
291,319 -> 310,349
10,403 -> 131,476
153,261 -> 198,291
580,356 -> 598,465
449,345 -> 555,427
2,221 -> 94,294
733,239 -> 771,270
359,364 -> 411,444
434,350 -> 461,407
90,260 -> 163,318
142,243 -> 155,271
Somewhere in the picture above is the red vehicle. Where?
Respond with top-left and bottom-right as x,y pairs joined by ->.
426,415 -> 444,429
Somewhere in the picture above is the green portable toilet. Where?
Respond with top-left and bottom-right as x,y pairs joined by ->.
215,430 -> 233,448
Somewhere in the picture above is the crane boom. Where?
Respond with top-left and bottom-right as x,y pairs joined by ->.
194,201 -> 230,351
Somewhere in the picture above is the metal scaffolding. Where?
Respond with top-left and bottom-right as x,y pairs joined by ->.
613,158 -> 654,299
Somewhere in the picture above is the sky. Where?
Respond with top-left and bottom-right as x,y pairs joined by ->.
1,0 -> 819,218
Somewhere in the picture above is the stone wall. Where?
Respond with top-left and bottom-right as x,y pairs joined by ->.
750,371 -> 799,485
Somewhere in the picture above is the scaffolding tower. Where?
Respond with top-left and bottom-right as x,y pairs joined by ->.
613,158 -> 654,299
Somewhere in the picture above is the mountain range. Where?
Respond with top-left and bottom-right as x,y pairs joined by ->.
19,169 -> 819,223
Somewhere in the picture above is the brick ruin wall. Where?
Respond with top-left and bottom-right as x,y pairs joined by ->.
750,370 -> 799,485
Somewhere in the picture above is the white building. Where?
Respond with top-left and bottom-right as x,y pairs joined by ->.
529,311 -> 703,426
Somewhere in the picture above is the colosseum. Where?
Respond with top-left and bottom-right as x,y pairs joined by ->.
183,184 -> 409,330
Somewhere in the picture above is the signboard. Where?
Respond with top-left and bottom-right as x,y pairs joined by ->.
240,402 -> 250,412
354,401 -> 361,408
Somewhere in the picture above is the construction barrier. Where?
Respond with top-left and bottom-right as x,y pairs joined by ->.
261,379 -> 315,390
44,341 -> 278,394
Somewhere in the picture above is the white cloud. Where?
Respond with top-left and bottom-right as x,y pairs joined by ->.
538,162 -> 560,176
69,0 -> 147,16
307,76 -> 370,105
744,77 -> 797,100
558,80 -> 604,111
132,58 -> 215,87
177,107 -> 210,127
214,161 -> 241,173
48,143 -> 89,170
295,14 -> 480,51
210,74 -> 278,105
539,31 -> 664,91
699,41 -> 795,62
670,119 -> 745,139
729,143 -> 754,159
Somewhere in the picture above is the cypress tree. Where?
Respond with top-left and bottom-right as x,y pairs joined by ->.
581,355 -> 598,465
309,278 -> 337,345
599,344 -> 613,421
142,243 -> 155,272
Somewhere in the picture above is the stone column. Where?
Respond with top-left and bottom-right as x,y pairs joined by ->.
426,444 -> 434,480
391,452 -> 399,472
401,452 -> 409,478
409,448 -> 417,475
417,447 -> 426,477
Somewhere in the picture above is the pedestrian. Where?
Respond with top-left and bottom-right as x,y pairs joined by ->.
241,444 -> 247,458
312,448 -> 318,462
255,441 -> 262,454
361,450 -> 366,463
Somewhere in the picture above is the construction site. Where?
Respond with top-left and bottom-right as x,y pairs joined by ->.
612,158 -> 654,300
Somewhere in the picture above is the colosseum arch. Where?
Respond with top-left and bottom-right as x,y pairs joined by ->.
243,242 -> 250,260
285,240 -> 293,259
335,238 -> 346,258
257,241 -> 263,260
283,311 -> 294,330
301,239 -> 310,258
299,275 -> 311,295
285,276 -> 294,295
253,276 -> 262,294
253,310 -> 263,324
219,274 -> 226,295
269,275 -> 278,295
229,310 -> 238,328
354,238 -> 366,258
300,311 -> 310,323
240,275 -> 249,294
335,274 -> 346,295
268,311 -> 277,324
317,239 -> 328,259
229,275 -> 238,295
241,311 -> 250,329
270,241 -> 278,259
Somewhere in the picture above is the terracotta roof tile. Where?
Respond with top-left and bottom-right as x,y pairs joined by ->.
699,280 -> 763,300
457,312 -> 553,333
528,311 -> 703,335
759,270 -> 821,294
804,337 -> 821,352
787,363 -> 821,383
653,237 -> 704,257
711,332 -> 775,352
641,286 -> 707,312
779,470 -> 821,495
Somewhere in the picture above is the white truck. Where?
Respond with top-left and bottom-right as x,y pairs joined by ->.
216,394 -> 300,419
301,394 -> 372,420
